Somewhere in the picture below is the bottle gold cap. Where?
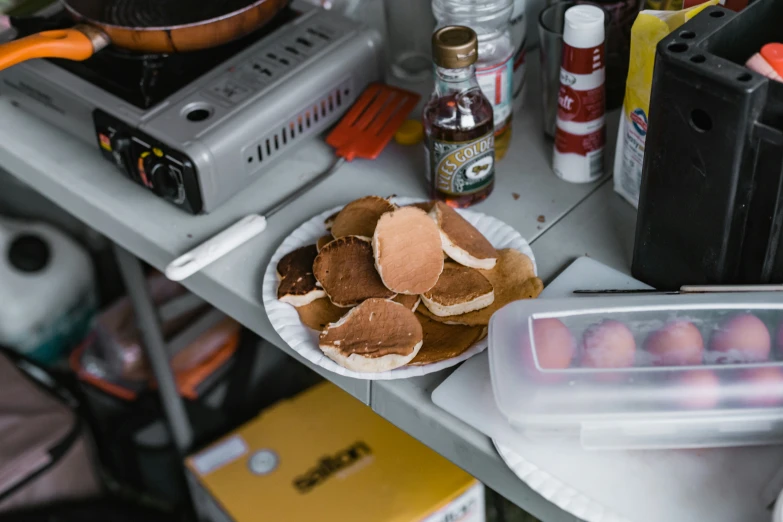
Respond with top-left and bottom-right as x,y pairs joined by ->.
432,26 -> 478,69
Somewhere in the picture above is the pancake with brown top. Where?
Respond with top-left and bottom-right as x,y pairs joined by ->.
409,314 -> 485,365
331,196 -> 396,239
313,236 -> 395,307
407,201 -> 434,213
393,294 -> 421,312
296,298 -> 347,331
319,298 -> 423,372
373,207 -> 444,295
408,202 -> 447,259
324,210 -> 340,231
277,245 -> 325,306
418,249 -> 542,326
421,262 -> 494,317
316,235 -> 333,251
430,201 -> 497,270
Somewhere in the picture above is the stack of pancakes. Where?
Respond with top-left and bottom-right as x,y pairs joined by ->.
276,196 -> 543,373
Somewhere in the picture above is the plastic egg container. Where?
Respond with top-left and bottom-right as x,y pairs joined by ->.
488,293 -> 783,449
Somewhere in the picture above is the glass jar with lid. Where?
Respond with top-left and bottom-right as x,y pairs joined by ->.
432,0 -> 515,160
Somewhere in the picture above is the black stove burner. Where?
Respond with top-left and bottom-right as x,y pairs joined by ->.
10,7 -> 297,109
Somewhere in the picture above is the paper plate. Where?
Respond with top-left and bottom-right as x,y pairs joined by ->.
262,197 -> 536,380
493,442 -> 630,522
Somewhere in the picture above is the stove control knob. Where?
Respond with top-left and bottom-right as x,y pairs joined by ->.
111,135 -> 131,155
110,136 -> 133,171
148,161 -> 181,201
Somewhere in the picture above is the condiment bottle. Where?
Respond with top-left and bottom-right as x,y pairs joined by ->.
510,0 -> 528,112
432,0 -> 514,160
552,5 -> 606,184
424,26 -> 495,208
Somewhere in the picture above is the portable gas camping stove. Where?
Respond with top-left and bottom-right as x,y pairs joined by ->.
0,3 -> 382,213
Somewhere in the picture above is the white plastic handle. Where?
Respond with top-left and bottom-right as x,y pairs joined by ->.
165,214 -> 267,281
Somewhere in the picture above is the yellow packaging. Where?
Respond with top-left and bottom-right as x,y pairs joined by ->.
645,0 -> 684,10
612,1 -> 717,207
186,382 -> 483,522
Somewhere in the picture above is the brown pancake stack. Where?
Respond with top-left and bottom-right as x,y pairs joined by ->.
421,262 -> 494,317
373,207 -> 444,295
316,235 -> 333,251
393,294 -> 421,312
277,245 -> 325,306
313,236 -> 394,307
276,196 -> 543,372
331,196 -> 396,239
417,249 -> 543,326
430,201 -> 498,269
319,299 -> 423,372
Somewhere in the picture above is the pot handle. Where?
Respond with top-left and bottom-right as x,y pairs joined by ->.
0,26 -> 108,71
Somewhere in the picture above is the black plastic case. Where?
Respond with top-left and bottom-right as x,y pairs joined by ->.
632,0 -> 783,289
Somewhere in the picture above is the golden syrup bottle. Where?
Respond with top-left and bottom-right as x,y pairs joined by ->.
425,26 -> 496,208
432,0 -> 516,162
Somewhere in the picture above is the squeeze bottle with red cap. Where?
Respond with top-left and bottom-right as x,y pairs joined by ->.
552,5 -> 606,184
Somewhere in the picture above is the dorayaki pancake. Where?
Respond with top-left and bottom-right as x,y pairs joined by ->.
417,249 -> 542,326
430,201 -> 497,269
373,207 -> 444,295
393,294 -> 421,312
324,211 -> 340,231
276,245 -> 325,306
421,262 -> 494,317
409,314 -> 485,365
331,196 -> 396,239
316,235 -> 333,251
313,236 -> 395,307
296,298 -> 347,331
319,298 -> 423,372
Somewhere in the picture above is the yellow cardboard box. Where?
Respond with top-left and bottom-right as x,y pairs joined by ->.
186,382 -> 483,522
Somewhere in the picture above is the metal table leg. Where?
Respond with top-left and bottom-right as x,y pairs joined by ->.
113,244 -> 194,453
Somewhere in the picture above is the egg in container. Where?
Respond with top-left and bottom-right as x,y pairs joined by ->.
488,293 -> 783,450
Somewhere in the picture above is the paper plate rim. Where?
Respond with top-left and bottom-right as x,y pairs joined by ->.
493,441 -> 632,522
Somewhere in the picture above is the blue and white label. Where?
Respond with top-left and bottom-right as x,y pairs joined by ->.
191,436 -> 248,475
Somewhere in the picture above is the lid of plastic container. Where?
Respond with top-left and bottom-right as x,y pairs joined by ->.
488,293 -> 783,450
761,43 -> 783,78
563,5 -> 605,49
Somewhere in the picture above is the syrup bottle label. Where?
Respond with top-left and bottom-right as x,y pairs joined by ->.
431,133 -> 495,196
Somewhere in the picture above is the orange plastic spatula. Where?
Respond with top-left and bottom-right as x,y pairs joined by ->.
326,83 -> 421,159
166,83 -> 420,281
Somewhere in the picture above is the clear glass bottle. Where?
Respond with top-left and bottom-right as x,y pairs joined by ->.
432,0 -> 515,160
509,0 -> 527,112
424,26 -> 496,208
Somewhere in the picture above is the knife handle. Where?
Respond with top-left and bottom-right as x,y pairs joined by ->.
165,214 -> 267,281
